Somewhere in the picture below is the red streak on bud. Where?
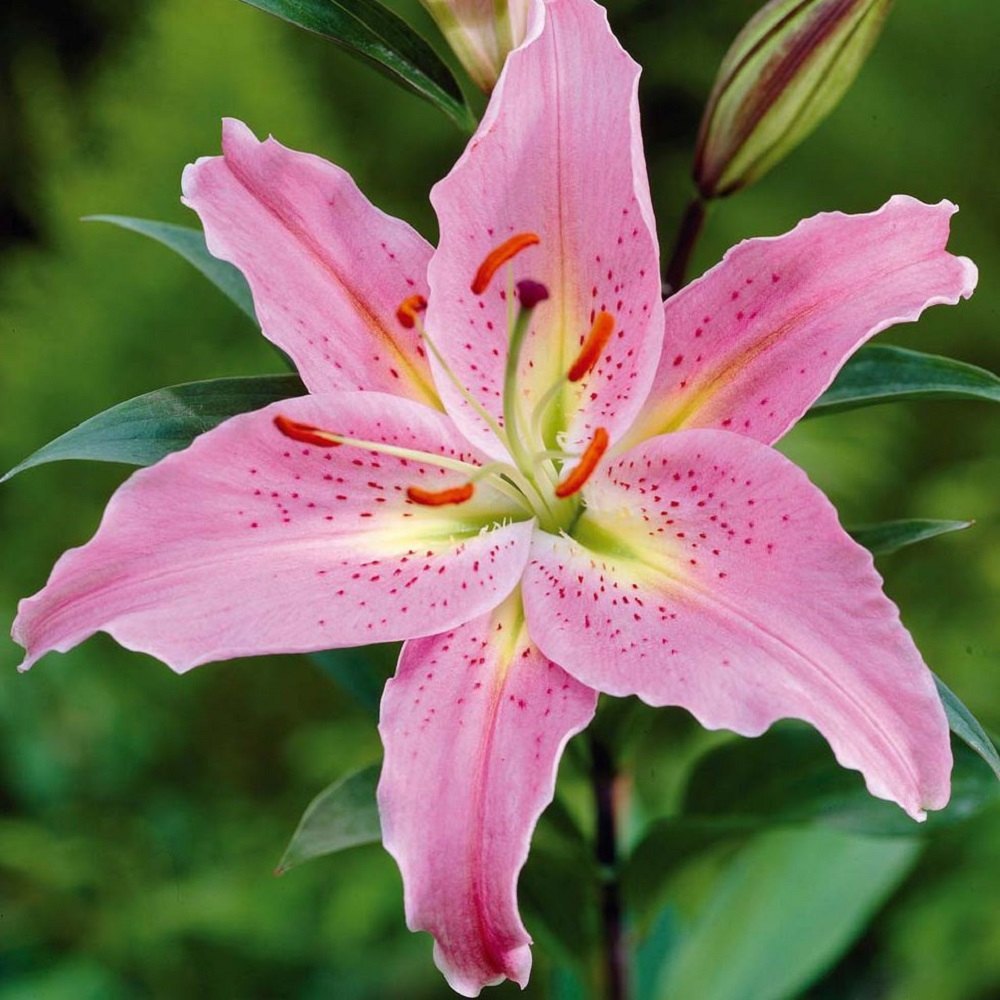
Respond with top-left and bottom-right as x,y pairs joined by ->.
555,428 -> 610,499
274,414 -> 342,448
395,293 -> 427,329
407,482 -> 475,506
567,311 -> 616,382
471,232 -> 540,294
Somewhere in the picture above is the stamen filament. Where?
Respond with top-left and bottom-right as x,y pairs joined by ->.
275,416 -> 477,474
471,232 -> 540,294
533,449 -> 579,467
274,415 -> 536,516
528,311 -> 618,456
555,428 -> 609,498
411,315 -> 512,452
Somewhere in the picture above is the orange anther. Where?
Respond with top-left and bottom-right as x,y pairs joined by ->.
395,293 -> 427,329
568,312 -> 615,382
274,414 -> 342,448
555,428 -> 610,498
471,232 -> 540,295
406,482 -> 475,506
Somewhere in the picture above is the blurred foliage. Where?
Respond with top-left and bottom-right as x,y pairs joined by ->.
0,0 -> 997,997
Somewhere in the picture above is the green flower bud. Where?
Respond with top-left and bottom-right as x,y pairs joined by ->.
421,1 -> 532,92
695,0 -> 894,198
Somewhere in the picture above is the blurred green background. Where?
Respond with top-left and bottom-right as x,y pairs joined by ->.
0,0 -> 997,997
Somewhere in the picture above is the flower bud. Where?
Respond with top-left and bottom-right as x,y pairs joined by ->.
421,0 -> 534,92
694,0 -> 893,198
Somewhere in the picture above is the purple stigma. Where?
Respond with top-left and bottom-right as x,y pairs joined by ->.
516,279 -> 550,309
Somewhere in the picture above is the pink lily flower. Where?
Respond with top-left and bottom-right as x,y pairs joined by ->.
421,0 -> 535,91
12,0 -> 977,994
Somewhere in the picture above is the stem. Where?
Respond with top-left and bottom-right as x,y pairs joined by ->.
663,195 -> 708,296
590,732 -> 627,1000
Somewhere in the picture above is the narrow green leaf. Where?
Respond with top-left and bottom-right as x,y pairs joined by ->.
809,344 -> 1000,416
2,375 -> 305,482
656,827 -> 920,1000
86,215 -> 256,321
276,764 -> 382,874
239,0 -> 475,130
935,675 -> 1000,780
848,518 -> 972,556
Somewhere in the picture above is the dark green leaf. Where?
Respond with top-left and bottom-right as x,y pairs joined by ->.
624,726 -> 998,924
239,0 -> 474,130
635,905 -> 682,1000
681,725 -> 998,835
86,215 -> 256,321
2,375 -> 305,482
276,764 -> 382,874
808,344 -> 1000,416
308,644 -> 397,717
848,518 -> 972,556
520,846 -> 599,967
935,674 -> 1000,780
656,828 -> 919,1000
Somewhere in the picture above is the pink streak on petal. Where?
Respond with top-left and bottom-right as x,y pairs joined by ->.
182,119 -> 439,406
379,597 -> 596,996
627,196 -> 977,447
427,0 -> 663,458
14,393 -> 533,673
523,429 -> 952,820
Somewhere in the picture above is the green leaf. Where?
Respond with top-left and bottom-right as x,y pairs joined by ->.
809,344 -> 1000,416
624,726 -> 999,925
275,763 -> 382,874
239,0 -> 475,131
681,726 -> 998,835
848,518 -> 972,556
308,644 -> 397,717
86,215 -> 256,321
624,819 -> 750,927
935,674 -> 1000,780
2,375 -> 305,482
655,827 -> 920,1000
520,846 -> 599,967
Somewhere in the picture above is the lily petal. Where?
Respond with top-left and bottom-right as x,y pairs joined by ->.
14,393 -> 533,673
379,594 -> 597,996
523,428 -> 951,819
626,196 -> 977,447
427,0 -> 662,458
183,119 -> 440,406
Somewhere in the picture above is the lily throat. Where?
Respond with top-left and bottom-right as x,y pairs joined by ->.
276,234 -> 618,535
